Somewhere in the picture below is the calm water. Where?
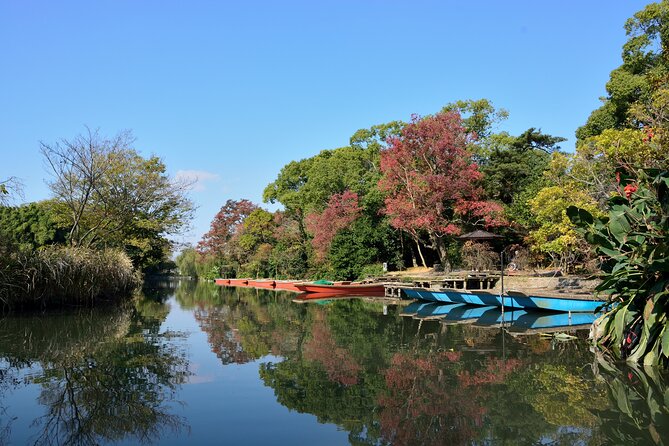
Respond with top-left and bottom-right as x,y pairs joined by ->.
1,281 -> 668,445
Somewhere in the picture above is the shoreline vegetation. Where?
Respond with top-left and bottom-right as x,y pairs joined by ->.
0,247 -> 139,311
1,1 -> 668,368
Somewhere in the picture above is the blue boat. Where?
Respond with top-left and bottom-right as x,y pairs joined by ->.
403,287 -> 606,313
509,311 -> 598,331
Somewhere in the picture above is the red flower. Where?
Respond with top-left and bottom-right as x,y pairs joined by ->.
624,184 -> 638,199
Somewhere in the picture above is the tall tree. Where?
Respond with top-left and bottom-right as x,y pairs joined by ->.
305,190 -> 361,262
577,1 -> 669,141
379,112 -> 504,267
197,199 -> 257,258
482,128 -> 565,205
41,128 -> 194,269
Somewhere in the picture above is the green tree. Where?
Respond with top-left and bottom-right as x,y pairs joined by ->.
577,1 -> 669,141
528,184 -> 602,270
0,201 -> 67,252
482,128 -> 564,205
175,247 -> 198,278
41,129 -> 194,270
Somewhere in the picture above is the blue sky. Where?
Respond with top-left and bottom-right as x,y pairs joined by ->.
0,0 -> 651,245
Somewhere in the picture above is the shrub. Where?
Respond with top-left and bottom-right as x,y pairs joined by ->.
0,247 -> 139,310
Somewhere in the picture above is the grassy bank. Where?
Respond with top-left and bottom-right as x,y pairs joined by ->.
0,247 -> 140,311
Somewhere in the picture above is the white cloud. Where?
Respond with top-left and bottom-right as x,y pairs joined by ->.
175,169 -> 220,192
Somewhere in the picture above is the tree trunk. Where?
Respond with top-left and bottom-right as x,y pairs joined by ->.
432,234 -> 450,270
415,239 -> 427,268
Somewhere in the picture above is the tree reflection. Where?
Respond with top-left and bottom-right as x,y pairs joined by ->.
0,297 -> 190,445
176,282 -> 305,365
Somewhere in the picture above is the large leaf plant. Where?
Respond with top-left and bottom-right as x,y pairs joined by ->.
567,169 -> 669,366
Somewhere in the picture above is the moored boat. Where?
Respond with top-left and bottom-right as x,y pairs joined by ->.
228,278 -> 250,286
214,278 -> 230,286
247,279 -> 276,289
274,281 -> 303,292
404,287 -> 606,313
295,282 -> 385,296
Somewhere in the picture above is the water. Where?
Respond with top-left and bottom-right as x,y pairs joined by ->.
1,281 -> 667,445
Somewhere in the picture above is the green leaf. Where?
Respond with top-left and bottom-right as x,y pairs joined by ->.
566,206 -> 594,226
662,326 -> 669,357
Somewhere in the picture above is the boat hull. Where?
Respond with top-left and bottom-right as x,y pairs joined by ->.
248,280 -> 276,289
274,281 -> 302,292
228,279 -> 250,286
295,283 -> 385,296
404,288 -> 605,313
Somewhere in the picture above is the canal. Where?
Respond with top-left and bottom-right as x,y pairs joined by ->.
0,281 -> 667,445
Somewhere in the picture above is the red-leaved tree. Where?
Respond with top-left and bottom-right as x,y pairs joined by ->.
197,199 -> 257,258
379,112 -> 504,266
305,190 -> 361,261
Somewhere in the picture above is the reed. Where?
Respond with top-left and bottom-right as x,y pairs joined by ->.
0,246 -> 140,310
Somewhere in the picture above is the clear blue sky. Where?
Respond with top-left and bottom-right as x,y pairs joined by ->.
0,0 -> 651,245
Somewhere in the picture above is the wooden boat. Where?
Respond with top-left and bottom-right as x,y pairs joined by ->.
228,278 -> 250,287
274,281 -> 303,292
295,282 -> 385,296
247,279 -> 276,289
214,278 -> 230,286
403,287 -> 606,313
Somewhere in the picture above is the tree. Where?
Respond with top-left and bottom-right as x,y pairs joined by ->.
305,190 -> 361,262
528,184 -> 602,271
197,199 -> 257,258
577,1 -> 669,141
0,201 -> 67,253
41,128 -> 194,269
379,112 -> 504,267
175,247 -> 198,278
0,177 -> 22,205
482,128 -> 564,205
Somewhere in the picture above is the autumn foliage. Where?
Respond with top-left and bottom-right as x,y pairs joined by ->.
197,199 -> 257,257
305,190 -> 361,261
379,112 -> 504,264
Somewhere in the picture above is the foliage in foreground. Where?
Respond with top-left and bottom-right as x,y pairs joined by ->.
0,247 -> 139,310
568,170 -> 669,366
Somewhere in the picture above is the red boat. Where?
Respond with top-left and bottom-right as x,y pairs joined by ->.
274,281 -> 303,292
228,278 -> 250,287
294,283 -> 385,296
214,278 -> 230,286
248,279 -> 276,289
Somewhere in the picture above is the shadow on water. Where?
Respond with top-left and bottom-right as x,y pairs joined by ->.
0,293 -> 190,445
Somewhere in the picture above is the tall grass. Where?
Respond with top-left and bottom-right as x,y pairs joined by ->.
0,247 -> 139,310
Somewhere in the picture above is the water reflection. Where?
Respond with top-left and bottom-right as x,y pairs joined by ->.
181,282 -> 668,445
594,353 -> 669,445
0,296 -> 190,445
1,281 -> 668,445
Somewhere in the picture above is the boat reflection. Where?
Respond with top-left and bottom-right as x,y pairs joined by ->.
406,300 -> 599,333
